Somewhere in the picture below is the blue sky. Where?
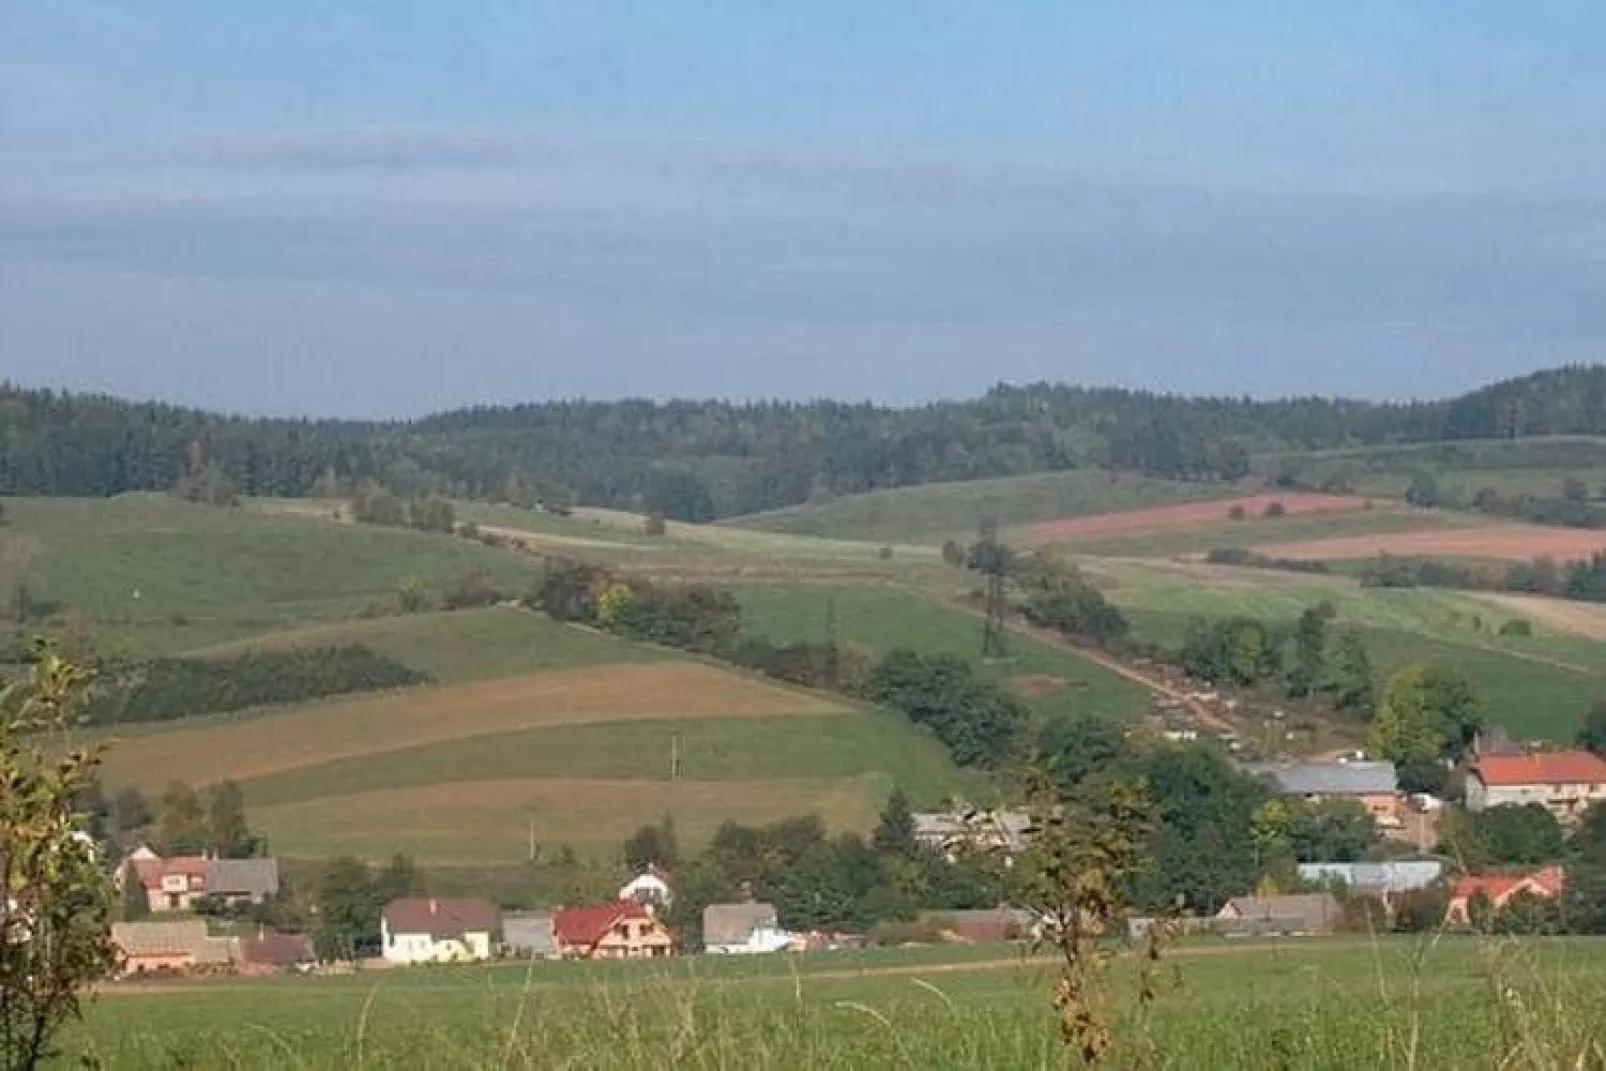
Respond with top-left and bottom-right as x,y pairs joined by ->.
3,2 -> 1605,416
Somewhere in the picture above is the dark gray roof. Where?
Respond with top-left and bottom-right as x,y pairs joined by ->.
1244,761 -> 1398,797
703,902 -> 778,946
206,858 -> 280,899
503,912 -> 556,955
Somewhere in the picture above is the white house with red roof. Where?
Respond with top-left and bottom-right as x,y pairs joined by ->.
1465,751 -> 1606,824
1445,866 -> 1567,926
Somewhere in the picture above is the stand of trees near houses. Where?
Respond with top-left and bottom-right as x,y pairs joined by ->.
6,366 -> 1606,519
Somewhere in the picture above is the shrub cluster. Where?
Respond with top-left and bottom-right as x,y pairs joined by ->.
84,645 -> 431,725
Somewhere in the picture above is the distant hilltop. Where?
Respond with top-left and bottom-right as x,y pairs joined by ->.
3,364 -> 1605,521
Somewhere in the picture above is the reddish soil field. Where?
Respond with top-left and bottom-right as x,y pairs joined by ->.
1022,494 -> 1375,544
1256,525 -> 1606,563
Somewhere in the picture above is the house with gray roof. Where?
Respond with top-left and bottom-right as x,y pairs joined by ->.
911,809 -> 1033,859
1244,760 -> 1403,829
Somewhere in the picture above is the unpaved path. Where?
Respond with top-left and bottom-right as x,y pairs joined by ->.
936,596 -> 1236,735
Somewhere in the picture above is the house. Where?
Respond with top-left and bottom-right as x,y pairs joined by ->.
911,810 -> 1033,859
111,920 -> 237,975
1244,761 -> 1402,828
380,898 -> 501,964
503,911 -> 558,959
1215,893 -> 1341,937
1445,866 -> 1567,926
703,901 -> 791,954
239,931 -> 315,974
1465,751 -> 1606,824
554,901 -> 674,960
122,846 -> 280,913
618,866 -> 673,909
1297,860 -> 1445,898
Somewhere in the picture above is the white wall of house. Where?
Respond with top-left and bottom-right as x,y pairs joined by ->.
381,924 -> 493,964
1467,777 -> 1606,819
706,925 -> 794,955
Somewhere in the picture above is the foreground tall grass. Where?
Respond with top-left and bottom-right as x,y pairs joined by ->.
71,938 -> 1606,1069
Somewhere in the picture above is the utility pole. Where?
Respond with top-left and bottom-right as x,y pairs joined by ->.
824,593 -> 840,689
670,732 -> 681,780
527,811 -> 537,863
977,516 -> 1009,659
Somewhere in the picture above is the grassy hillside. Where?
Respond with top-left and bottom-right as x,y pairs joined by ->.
2,495 -> 538,656
95,654 -> 971,863
1264,436 -> 1606,500
725,469 -> 1231,544
734,583 -> 1151,723
191,606 -> 659,684
1066,509 -> 1485,558
1093,558 -> 1605,740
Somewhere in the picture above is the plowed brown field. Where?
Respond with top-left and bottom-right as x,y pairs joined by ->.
99,662 -> 848,788
1022,493 -> 1375,544
1256,526 -> 1606,563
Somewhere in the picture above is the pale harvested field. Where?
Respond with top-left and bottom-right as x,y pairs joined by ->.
254,774 -> 889,862
1023,493 -> 1375,544
98,663 -> 848,789
1464,592 -> 1606,640
1256,525 -> 1606,563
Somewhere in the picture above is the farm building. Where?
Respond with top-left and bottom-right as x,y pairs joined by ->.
381,898 -> 501,965
1244,761 -> 1402,828
503,911 -> 558,958
112,920 -> 236,975
1465,752 -> 1606,824
1215,894 -> 1341,937
239,932 -> 315,974
703,901 -> 790,954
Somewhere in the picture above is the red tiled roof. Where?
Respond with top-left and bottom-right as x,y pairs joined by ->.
1453,866 -> 1566,903
1472,752 -> 1606,787
554,902 -> 651,947
130,855 -> 210,890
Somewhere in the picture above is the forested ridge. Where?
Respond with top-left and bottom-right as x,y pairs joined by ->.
3,365 -> 1605,520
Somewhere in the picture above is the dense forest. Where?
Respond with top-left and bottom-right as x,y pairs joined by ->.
3,365 -> 1605,520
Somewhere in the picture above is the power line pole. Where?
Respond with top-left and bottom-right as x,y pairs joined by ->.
977,516 -> 1009,659
670,732 -> 681,780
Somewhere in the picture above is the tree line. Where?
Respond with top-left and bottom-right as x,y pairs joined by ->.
1359,551 -> 1606,603
81,645 -> 431,726
6,365 -> 1606,520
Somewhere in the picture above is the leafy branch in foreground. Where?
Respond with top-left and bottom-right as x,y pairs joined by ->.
0,650 -> 117,1071
1012,767 -> 1168,1068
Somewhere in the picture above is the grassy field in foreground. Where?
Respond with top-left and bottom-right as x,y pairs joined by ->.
734,583 -> 1151,723
1,495 -> 538,656
71,938 -> 1606,1070
725,469 -> 1232,544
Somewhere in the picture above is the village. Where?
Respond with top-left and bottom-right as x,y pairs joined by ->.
106,744 -> 1606,978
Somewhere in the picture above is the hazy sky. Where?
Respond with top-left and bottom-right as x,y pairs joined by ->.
4,2 -> 1606,417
